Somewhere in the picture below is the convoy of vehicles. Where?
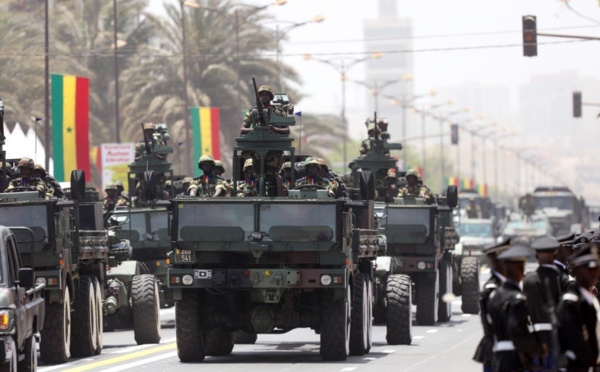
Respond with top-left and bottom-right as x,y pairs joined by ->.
531,186 -> 588,236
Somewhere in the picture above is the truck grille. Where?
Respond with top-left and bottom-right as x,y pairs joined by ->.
194,251 -> 319,266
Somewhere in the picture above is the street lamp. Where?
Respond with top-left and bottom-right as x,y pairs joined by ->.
303,52 -> 384,170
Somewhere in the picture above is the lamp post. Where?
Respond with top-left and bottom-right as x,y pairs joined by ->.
347,75 -> 413,113
303,52 -> 384,170
412,99 -> 449,182
491,130 -> 516,201
454,114 -> 484,180
431,107 -> 469,187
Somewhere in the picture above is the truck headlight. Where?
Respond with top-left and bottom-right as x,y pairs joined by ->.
35,277 -> 47,286
417,261 -> 426,270
0,310 -> 14,333
320,275 -> 332,286
182,274 -> 194,286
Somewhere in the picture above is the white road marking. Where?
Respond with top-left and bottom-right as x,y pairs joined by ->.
425,329 -> 438,333
383,349 -> 396,353
160,308 -> 175,315
341,368 -> 356,371
462,314 -> 472,317
413,336 -> 424,340
100,351 -> 178,372
363,357 -> 376,360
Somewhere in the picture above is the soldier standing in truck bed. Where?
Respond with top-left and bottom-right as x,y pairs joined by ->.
135,123 -> 166,161
398,169 -> 435,204
295,158 -> 335,197
33,163 -> 64,199
188,155 -> 227,197
6,157 -> 50,198
237,159 -> 259,197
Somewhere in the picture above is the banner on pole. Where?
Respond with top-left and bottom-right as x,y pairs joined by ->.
100,143 -> 135,196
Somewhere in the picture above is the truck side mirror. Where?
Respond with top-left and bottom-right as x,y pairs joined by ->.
144,171 -> 157,200
18,268 -> 34,288
70,170 -> 86,201
359,170 -> 375,201
446,186 -> 458,208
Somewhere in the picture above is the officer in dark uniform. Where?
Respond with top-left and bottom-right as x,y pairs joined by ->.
487,244 -> 545,372
556,247 -> 600,371
522,236 -> 562,370
556,233 -> 575,276
473,238 -> 511,372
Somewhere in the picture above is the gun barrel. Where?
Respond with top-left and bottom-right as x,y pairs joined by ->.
252,77 -> 267,127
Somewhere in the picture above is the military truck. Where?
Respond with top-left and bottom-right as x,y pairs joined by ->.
168,84 -> 379,361
530,187 -> 588,236
0,226 -> 45,371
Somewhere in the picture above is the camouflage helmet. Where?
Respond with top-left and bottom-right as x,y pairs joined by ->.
105,182 -> 118,191
367,123 -> 376,132
258,85 -> 275,100
243,158 -> 254,171
405,168 -> 420,181
164,179 -> 172,188
214,160 -> 225,174
197,154 -> 215,168
143,122 -> 155,131
114,180 -> 124,190
304,157 -> 321,170
33,163 -> 47,177
316,158 -> 328,170
280,161 -> 292,172
17,157 -> 34,170
182,176 -> 193,186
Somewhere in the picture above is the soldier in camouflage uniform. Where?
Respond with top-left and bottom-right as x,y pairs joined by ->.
280,162 -> 292,191
240,85 -> 288,196
398,168 -> 435,204
33,163 -> 64,199
214,160 -> 225,177
114,179 -> 130,203
177,177 -> 193,197
188,155 -> 228,197
360,118 -> 390,155
295,158 -> 335,197
316,158 -> 340,198
6,157 -> 50,197
135,123 -> 167,161
386,168 -> 399,198
360,123 -> 376,155
237,159 -> 259,197
102,182 -> 129,212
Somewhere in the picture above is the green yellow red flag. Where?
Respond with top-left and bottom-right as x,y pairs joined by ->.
190,107 -> 220,177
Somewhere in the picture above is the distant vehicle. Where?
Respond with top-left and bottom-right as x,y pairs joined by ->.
458,189 -> 496,221
530,187 -> 588,236
500,212 -> 553,245
455,219 -> 496,260
588,206 -> 600,230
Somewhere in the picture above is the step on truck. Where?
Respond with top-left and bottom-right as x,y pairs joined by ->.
168,84 -> 380,361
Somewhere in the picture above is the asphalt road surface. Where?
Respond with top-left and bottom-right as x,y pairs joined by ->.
38,268 -> 496,372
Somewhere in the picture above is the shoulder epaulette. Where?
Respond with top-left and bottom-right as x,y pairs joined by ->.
562,293 -> 579,302
484,283 -> 497,290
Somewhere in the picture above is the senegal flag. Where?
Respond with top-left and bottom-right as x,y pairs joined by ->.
190,107 -> 220,177
51,74 -> 90,182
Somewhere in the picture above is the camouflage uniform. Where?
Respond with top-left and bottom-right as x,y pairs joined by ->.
33,163 -> 64,199
237,159 -> 259,197
316,158 -> 339,197
102,182 -> 129,211
176,177 -> 193,197
6,158 -> 50,197
280,161 -> 292,191
242,85 -> 286,126
295,158 -> 335,197
135,123 -> 167,158
114,179 -> 130,203
398,169 -> 435,203
465,202 -> 481,219
188,155 -> 227,197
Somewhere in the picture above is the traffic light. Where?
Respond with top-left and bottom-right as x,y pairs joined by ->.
451,124 -> 459,145
522,15 -> 537,57
573,91 -> 582,118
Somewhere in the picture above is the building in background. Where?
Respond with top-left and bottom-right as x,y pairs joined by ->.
364,0 -> 414,140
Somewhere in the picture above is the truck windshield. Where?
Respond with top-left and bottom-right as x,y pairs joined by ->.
114,211 -> 170,243
534,196 -> 574,210
384,207 -> 430,235
459,223 -> 492,238
260,203 -> 337,241
177,202 -> 254,240
0,205 -> 48,242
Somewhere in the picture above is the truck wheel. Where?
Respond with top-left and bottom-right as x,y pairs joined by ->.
40,288 -> 71,364
206,329 -> 234,356
373,278 -> 386,324
320,285 -> 350,361
385,274 -> 412,345
350,274 -> 371,356
18,335 -> 36,372
416,271 -> 439,326
176,289 -> 207,362
438,259 -> 453,322
132,274 -> 161,344
93,277 -> 103,355
71,276 -> 98,357
233,331 -> 257,344
460,256 -> 480,314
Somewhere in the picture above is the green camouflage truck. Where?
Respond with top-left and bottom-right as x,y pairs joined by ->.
168,87 -> 379,361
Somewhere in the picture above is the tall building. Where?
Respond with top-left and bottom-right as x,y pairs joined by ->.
364,0 -> 414,141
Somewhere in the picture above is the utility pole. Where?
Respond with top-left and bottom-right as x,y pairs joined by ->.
180,0 -> 191,173
44,0 -> 50,170
113,0 -> 120,143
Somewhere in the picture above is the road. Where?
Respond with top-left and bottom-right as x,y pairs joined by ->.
38,270 -> 492,372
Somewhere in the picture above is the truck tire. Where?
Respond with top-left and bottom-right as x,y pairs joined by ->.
93,278 -> 103,355
71,275 -> 98,357
18,335 -> 36,372
460,256 -> 480,314
206,329 -> 234,356
40,289 -> 71,364
320,285 -> 350,361
438,259 -> 453,322
385,274 -> 412,345
132,274 -> 161,344
416,271 -> 439,326
350,274 -> 371,356
233,331 -> 257,344
176,289 -> 207,362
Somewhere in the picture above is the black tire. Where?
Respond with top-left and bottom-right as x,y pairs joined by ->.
18,335 -> 36,372
320,285 -> 350,361
93,278 -> 103,355
385,274 -> 412,345
233,331 -> 257,344
438,259 -> 453,322
373,278 -> 386,324
206,329 -> 234,356
132,274 -> 161,344
40,289 -> 71,364
176,289 -> 207,362
416,271 -> 439,326
71,275 -> 98,357
350,274 -> 370,356
460,256 -> 480,314
365,278 -> 373,353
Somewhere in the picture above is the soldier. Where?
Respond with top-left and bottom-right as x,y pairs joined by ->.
473,238 -> 510,372
386,169 -> 399,198
556,233 -> 576,283
522,236 -> 563,370
214,160 -> 225,178
465,198 -> 482,219
486,244 -> 545,372
280,161 -> 292,190
237,159 -> 259,197
176,177 -> 193,197
32,163 -> 64,199
360,123 -> 377,155
114,180 -> 130,203
188,155 -> 227,197
294,161 -> 306,180
295,158 -> 335,197
163,179 -> 172,199
240,85 -> 289,136
6,157 -> 50,197
135,123 -> 166,161
398,169 -> 435,204
316,158 -> 339,197
102,182 -> 129,212
556,247 -> 600,370
520,193 -> 537,222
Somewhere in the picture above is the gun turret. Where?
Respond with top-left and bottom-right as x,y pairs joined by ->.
252,77 -> 268,128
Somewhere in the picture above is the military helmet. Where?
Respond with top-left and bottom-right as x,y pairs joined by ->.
183,176 -> 193,185
143,122 -> 155,131
164,180 -> 172,187
214,160 -> 225,174
316,158 -> 329,170
405,168 -> 420,180
367,123 -> 376,132
304,157 -> 321,170
114,180 -> 124,190
280,162 -> 292,172
387,168 -> 397,179
105,182 -> 118,191
197,154 -> 215,168
243,158 -> 254,171
33,163 -> 47,177
17,157 -> 34,170
258,85 -> 275,100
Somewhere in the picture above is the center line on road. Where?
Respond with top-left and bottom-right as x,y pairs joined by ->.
425,329 -> 438,333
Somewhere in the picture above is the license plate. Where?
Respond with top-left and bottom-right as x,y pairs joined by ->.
194,270 -> 212,280
174,249 -> 195,263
